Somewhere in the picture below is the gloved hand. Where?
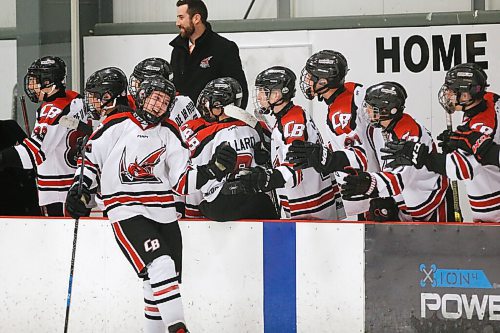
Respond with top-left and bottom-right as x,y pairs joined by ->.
340,168 -> 378,200
436,129 -> 454,154
380,140 -> 429,169
239,166 -> 285,192
443,125 -> 493,160
66,183 -> 91,219
286,141 -> 335,173
206,142 -> 237,181
367,197 -> 400,222
253,142 -> 271,166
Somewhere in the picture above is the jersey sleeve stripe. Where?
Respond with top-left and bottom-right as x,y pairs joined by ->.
406,176 -> 449,219
451,151 -> 472,180
353,147 -> 368,171
22,138 -> 45,166
379,172 -> 403,196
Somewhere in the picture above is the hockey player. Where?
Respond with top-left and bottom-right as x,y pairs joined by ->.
382,63 -> 500,222
0,56 -> 87,216
65,76 -> 235,332
298,50 -> 374,218
177,77 -> 277,221
240,66 -> 345,220
85,67 -> 132,121
289,81 -> 452,221
129,57 -> 201,127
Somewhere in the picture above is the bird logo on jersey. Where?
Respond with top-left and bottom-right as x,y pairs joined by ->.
200,56 -> 213,68
119,146 -> 166,184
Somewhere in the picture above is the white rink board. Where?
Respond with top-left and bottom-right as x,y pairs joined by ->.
0,39 -> 16,120
0,218 -> 364,332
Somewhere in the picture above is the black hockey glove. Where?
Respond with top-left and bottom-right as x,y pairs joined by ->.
445,125 -> 494,160
380,140 -> 429,169
367,197 -> 400,222
65,183 -> 91,219
286,141 -> 349,174
340,169 -> 378,200
205,142 -> 237,179
239,166 -> 286,192
436,129 -> 454,154
253,141 -> 271,166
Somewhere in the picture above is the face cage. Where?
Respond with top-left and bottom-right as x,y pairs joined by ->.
24,74 -> 41,103
362,101 -> 393,128
253,86 -> 272,115
438,85 -> 457,114
299,68 -> 316,100
128,75 -> 142,100
140,91 -> 173,124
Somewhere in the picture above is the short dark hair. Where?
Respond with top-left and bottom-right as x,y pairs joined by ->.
176,0 -> 208,25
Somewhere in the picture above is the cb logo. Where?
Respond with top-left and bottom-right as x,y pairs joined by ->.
144,239 -> 160,252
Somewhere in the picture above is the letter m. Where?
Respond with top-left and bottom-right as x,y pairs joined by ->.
432,35 -> 462,71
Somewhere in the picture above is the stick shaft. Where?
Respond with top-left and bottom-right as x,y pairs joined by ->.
19,96 -> 30,134
445,113 -> 463,222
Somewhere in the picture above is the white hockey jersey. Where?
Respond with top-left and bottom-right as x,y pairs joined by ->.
271,103 -> 345,220
321,82 -> 377,217
14,90 -> 87,206
443,92 -> 500,222
75,112 -> 191,224
176,118 -> 262,204
369,114 -> 450,221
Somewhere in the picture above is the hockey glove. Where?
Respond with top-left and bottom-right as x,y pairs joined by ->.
239,166 -> 286,192
446,125 -> 494,161
367,197 -> 400,222
65,183 -> 91,219
286,141 -> 349,174
380,140 -> 428,169
436,129 -> 454,154
204,142 -> 237,180
340,169 -> 378,200
253,142 -> 271,166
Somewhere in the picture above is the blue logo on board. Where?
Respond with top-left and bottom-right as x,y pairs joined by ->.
419,264 -> 492,289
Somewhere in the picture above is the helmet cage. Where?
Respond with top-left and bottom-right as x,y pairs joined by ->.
135,78 -> 176,125
254,66 -> 296,113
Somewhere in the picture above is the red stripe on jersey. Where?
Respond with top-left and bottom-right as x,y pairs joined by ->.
112,222 -> 144,273
469,195 -> 500,208
153,284 -> 179,297
104,194 -> 174,207
24,138 -> 44,165
174,171 -> 189,195
353,147 -> 368,171
289,189 -> 335,211
381,172 -> 403,196
452,151 -> 471,180
144,306 -> 159,313
408,177 -> 449,218
37,178 -> 74,187
185,207 -> 202,217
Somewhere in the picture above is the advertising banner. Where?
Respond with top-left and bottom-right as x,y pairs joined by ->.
365,224 -> 500,332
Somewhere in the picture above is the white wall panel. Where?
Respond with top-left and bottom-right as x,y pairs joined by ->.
486,0 -> 500,9
113,0 -> 276,23
0,0 -> 15,27
0,40 -> 16,120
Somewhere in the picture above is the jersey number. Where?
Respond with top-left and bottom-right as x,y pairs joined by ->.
65,129 -> 85,168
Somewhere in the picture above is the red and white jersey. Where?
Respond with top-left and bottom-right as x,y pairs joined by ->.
177,119 -> 262,206
14,90 -> 87,206
322,82 -> 376,216
76,112 -> 190,224
369,114 -> 450,221
443,92 -> 500,222
271,103 -> 345,220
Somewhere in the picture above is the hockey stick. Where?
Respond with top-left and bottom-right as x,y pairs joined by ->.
63,135 -> 89,333
445,113 -> 463,222
223,105 -> 280,213
19,96 -> 31,134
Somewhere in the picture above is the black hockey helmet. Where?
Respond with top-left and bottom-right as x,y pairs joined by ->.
363,81 -> 407,128
438,63 -> 489,113
254,66 -> 296,114
129,57 -> 174,99
24,56 -> 66,103
300,50 -> 348,100
134,77 -> 176,125
197,77 -> 243,122
84,67 -> 128,119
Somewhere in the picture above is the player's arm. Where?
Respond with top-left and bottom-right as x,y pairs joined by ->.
380,140 -> 477,181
